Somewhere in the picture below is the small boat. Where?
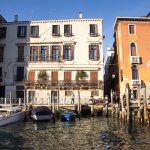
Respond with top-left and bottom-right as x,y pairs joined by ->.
0,106 -> 25,126
31,106 -> 54,121
61,110 -> 76,121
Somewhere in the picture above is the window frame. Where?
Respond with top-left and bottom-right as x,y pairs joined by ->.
52,45 -> 59,61
89,44 -> 99,61
17,46 -> 24,62
91,90 -> 99,96
64,24 -> 72,36
17,26 -> 27,38
30,26 -> 39,37
131,65 -> 139,80
52,25 -> 60,36
128,24 -> 136,34
0,27 -> 6,38
89,24 -> 98,36
63,45 -> 71,60
16,66 -> 24,81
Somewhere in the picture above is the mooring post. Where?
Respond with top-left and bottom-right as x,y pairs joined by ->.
143,82 -> 148,123
78,89 -> 81,119
126,84 -> 130,122
137,86 -> 141,121
111,89 -> 114,117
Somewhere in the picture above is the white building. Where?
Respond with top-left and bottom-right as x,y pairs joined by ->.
0,14 -> 104,106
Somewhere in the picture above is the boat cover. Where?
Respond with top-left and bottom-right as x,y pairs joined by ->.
31,106 -> 52,116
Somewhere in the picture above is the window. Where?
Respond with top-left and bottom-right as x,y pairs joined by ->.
52,46 -> 59,61
28,70 -> 35,81
41,46 -> 47,61
16,86 -> 24,98
30,26 -> 39,37
90,71 -> 98,81
90,24 -> 98,36
0,47 -> 4,62
63,45 -> 71,60
17,26 -> 27,37
0,86 -> 5,98
51,71 -> 58,81
17,46 -> 24,62
28,91 -> 35,103
64,25 -> 72,36
89,45 -> 99,60
65,91 -> 72,96
133,90 -> 138,100
132,65 -> 139,80
91,90 -> 99,96
52,25 -> 60,36
64,72 -> 71,81
130,43 -> 137,56
30,46 -> 38,61
16,67 -> 24,81
0,27 -> 6,38
129,25 -> 135,34
0,67 -> 2,82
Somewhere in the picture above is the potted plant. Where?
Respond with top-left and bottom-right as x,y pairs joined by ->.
37,70 -> 48,81
76,71 -> 88,80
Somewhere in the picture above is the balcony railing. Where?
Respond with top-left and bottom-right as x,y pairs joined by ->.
132,80 -> 141,86
130,56 -> 140,64
29,55 -> 63,62
24,80 -> 103,89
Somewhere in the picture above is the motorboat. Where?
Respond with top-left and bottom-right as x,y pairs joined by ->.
31,106 -> 54,121
61,110 -> 76,121
0,106 -> 25,126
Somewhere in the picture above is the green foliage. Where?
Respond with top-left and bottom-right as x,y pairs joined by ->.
38,70 -> 48,81
76,71 -> 88,80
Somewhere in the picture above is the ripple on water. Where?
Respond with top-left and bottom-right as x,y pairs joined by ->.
0,118 -> 150,150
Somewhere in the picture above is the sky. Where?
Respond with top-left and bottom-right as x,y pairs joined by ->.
0,0 -> 150,55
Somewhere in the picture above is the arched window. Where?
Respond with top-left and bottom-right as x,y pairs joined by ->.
132,65 -> 139,80
130,43 -> 137,56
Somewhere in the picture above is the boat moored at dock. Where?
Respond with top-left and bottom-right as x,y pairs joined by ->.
31,106 -> 54,121
0,106 -> 25,126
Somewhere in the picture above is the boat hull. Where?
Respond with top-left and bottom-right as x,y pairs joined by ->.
31,114 -> 53,121
0,111 -> 25,126
31,106 -> 53,121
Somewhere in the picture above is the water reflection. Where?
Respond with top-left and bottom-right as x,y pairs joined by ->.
0,117 -> 150,149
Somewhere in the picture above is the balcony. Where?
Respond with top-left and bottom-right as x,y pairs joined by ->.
132,80 -> 141,86
130,56 -> 140,64
24,80 -> 103,90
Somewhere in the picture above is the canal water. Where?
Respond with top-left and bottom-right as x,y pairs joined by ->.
0,117 -> 150,150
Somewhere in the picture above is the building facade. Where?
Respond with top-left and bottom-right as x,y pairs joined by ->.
0,14 -> 104,105
0,15 -> 29,99
25,17 -> 104,105
113,15 -> 150,104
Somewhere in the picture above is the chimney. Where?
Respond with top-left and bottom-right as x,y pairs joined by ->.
79,12 -> 83,19
14,15 -> 18,22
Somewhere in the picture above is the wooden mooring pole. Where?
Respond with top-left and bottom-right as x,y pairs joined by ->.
111,89 -> 114,117
143,82 -> 148,124
126,85 -> 130,122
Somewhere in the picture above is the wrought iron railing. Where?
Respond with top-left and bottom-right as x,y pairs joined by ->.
24,80 -> 103,89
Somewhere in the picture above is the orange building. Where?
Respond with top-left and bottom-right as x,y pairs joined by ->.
113,14 -> 150,104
